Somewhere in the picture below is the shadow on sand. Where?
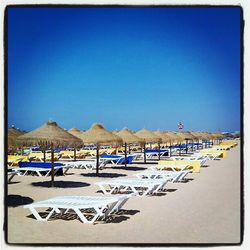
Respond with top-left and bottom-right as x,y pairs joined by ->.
8,181 -> 21,184
80,173 -> 127,178
27,209 -> 140,224
201,165 -> 210,168
110,166 -> 147,171
7,194 -> 34,207
180,178 -> 194,183
31,181 -> 90,188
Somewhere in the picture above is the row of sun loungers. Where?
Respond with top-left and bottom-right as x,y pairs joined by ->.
13,141 -> 238,224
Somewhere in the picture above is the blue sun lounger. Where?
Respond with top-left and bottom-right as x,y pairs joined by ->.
18,162 -> 67,176
100,155 -> 134,165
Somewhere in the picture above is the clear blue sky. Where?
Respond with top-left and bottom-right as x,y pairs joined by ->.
7,7 -> 241,132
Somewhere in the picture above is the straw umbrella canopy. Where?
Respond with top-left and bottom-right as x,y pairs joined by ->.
116,128 -> 144,167
135,129 -> 161,163
211,132 -> 224,144
16,121 -> 83,187
153,130 -> 171,143
165,132 -> 183,143
117,128 -> 144,144
8,127 -> 25,150
190,132 -> 204,140
68,128 -> 82,139
193,132 -> 209,148
80,123 -> 123,174
135,129 -> 161,143
67,128 -> 84,160
176,131 -> 196,140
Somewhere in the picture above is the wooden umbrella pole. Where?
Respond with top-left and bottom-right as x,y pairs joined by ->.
185,139 -> 188,154
158,142 -> 161,160
179,141 -> 181,156
191,139 -> 194,152
74,148 -> 76,161
169,140 -> 172,157
96,144 -> 99,175
51,147 -> 54,187
124,142 -> 127,167
143,143 -> 146,163
43,148 -> 46,162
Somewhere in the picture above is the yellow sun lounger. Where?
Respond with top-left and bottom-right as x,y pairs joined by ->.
8,155 -> 28,167
199,149 -> 227,158
158,160 -> 201,173
28,152 -> 60,162
220,141 -> 238,147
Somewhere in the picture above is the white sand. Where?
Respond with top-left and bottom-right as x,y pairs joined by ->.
7,145 -> 241,244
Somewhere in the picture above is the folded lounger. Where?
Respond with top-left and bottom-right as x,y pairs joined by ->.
23,194 -> 135,224
95,178 -> 170,197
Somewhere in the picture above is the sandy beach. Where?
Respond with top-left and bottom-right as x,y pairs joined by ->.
6,144 -> 241,245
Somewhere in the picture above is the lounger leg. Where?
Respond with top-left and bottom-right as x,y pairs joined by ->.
73,208 -> 90,223
8,173 -> 16,183
28,207 -> 57,221
63,167 -> 70,175
141,186 -> 151,196
98,184 -> 111,194
74,207 -> 104,224
109,185 -> 119,194
35,171 -> 43,177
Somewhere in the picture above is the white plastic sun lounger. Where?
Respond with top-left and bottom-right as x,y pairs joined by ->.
152,164 -> 190,172
95,178 -> 169,197
13,166 -> 63,177
134,170 -> 189,183
149,165 -> 191,181
61,159 -> 108,170
23,194 -> 134,224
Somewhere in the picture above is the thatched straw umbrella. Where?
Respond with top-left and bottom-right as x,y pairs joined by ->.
16,121 -> 82,187
116,128 -> 144,166
201,132 -> 214,148
211,132 -> 224,145
68,128 -> 82,139
176,132 -> 197,154
165,132 -> 183,144
135,129 -> 161,163
80,123 -> 123,174
189,132 -> 206,149
68,128 -> 83,159
153,130 -> 172,158
8,127 -> 25,151
162,132 -> 179,156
